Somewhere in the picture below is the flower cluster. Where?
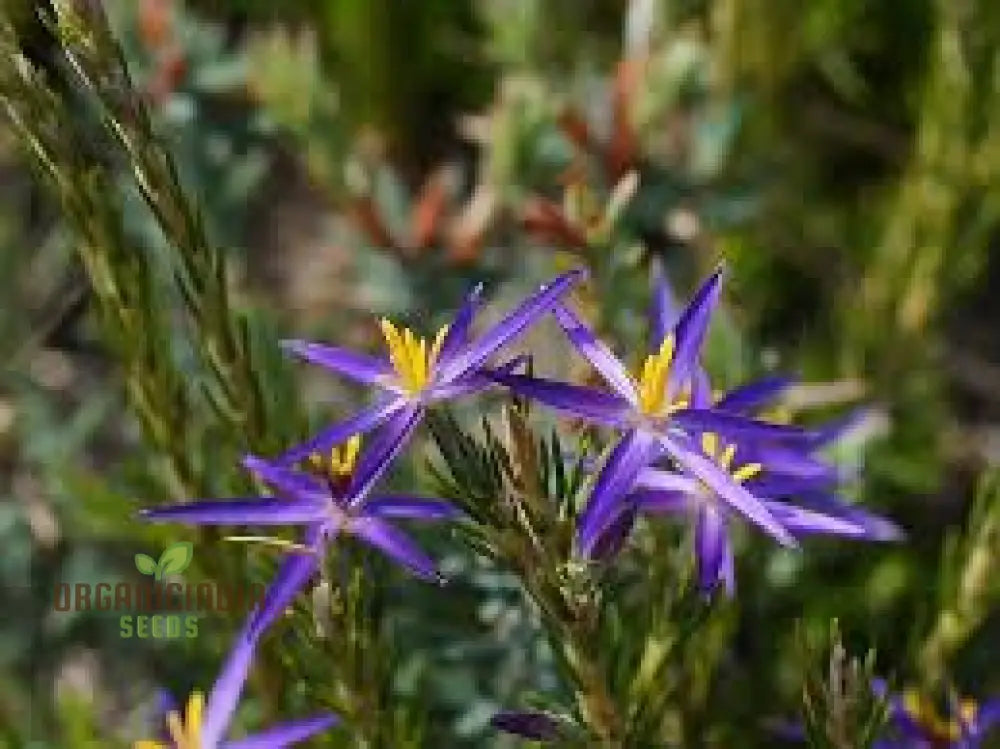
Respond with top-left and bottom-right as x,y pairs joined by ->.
872,680 -> 1000,749
137,264 -> 906,745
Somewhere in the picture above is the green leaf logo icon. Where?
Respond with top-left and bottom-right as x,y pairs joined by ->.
134,553 -> 157,576
156,542 -> 193,580
134,542 -> 194,580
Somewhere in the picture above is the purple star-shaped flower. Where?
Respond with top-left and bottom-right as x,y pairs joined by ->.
140,417 -> 460,637
135,611 -> 337,747
491,267 -> 812,556
870,680 -> 1000,749
273,269 -> 585,467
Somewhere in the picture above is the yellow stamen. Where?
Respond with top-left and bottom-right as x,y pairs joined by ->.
902,689 -> 978,741
134,691 -> 204,749
720,444 -> 737,470
328,435 -> 362,477
959,697 -> 979,728
636,336 -> 688,416
731,463 -> 763,483
700,432 -> 761,485
700,431 -> 719,459
379,319 -> 449,394
308,435 -> 363,482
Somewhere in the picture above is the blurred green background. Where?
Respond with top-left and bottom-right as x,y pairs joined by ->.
1,0 -> 998,746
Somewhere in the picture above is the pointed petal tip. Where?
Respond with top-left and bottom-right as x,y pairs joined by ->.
546,266 -> 588,288
779,531 -> 800,549
315,712 -> 341,729
240,452 -> 268,471
869,519 -> 906,543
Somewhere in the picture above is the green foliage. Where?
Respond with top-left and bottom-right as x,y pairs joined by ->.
920,470 -> 1000,687
0,0 -> 998,747
798,621 -> 888,749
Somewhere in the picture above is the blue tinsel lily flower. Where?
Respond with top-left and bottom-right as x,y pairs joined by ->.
630,370 -> 901,594
490,267 -> 812,557
872,680 -> 1000,749
141,425 -> 460,636
134,615 -> 337,747
273,269 -> 585,466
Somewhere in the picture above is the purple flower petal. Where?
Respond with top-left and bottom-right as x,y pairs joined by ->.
426,376 -> 493,401
279,340 -> 393,386
276,396 -> 406,466
634,468 -> 700,494
668,408 -> 816,444
434,282 -> 484,369
249,536 -> 321,639
870,677 -> 890,698
659,434 -> 797,547
579,429 -> 659,556
742,445 -> 838,483
720,532 -> 736,595
435,268 -> 585,384
590,506 -> 637,560
714,375 -> 795,413
553,302 -> 637,403
630,488 -> 692,514
202,619 -> 258,746
140,498 -> 325,526
977,698 -> 1000,733
490,710 -> 562,741
807,407 -> 870,449
348,402 -> 424,505
877,686 -> 931,740
741,474 -> 841,499
690,365 -> 713,409
349,516 -> 442,582
152,688 -> 178,741
695,503 -> 727,592
428,355 -> 528,400
667,268 -> 723,398
795,493 -> 904,541
363,496 -> 461,520
432,352 -> 531,401
760,500 -> 868,537
220,713 -> 340,748
649,257 -> 679,350
240,455 -> 326,498
489,372 -> 632,428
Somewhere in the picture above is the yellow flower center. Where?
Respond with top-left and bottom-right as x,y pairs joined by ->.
308,435 -> 362,481
700,432 -> 762,484
902,689 -> 978,741
134,690 -> 203,749
221,439 -> 363,554
635,335 -> 689,416
379,319 -> 449,394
